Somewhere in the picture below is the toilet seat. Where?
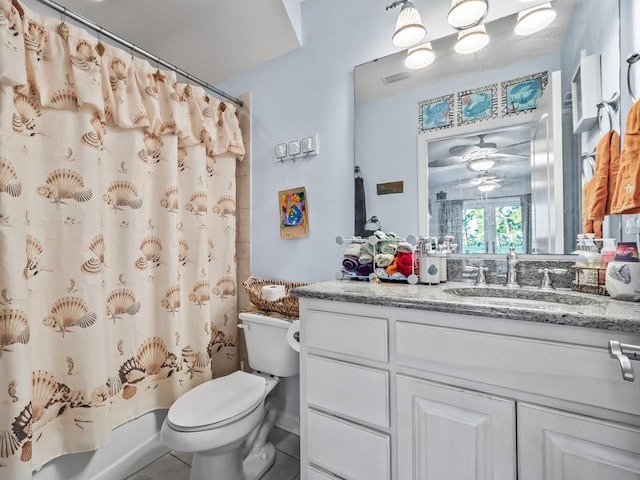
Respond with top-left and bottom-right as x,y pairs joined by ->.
167,371 -> 266,432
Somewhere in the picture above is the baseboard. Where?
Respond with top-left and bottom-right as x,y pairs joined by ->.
90,433 -> 169,480
275,411 -> 300,436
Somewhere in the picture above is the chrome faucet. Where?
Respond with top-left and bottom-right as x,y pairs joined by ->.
505,247 -> 519,288
464,265 -> 488,285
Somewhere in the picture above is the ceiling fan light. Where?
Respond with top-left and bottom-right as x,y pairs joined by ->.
467,156 -> 496,172
405,42 -> 436,69
392,2 -> 427,47
478,182 -> 497,192
514,2 -> 556,36
455,25 -> 489,54
447,0 -> 488,30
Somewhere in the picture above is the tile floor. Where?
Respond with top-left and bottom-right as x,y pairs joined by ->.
126,427 -> 300,480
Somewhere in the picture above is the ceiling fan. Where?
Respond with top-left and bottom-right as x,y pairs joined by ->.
429,134 -> 529,169
453,172 -> 505,190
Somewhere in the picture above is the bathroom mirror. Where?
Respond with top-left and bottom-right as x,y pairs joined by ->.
354,0 -> 621,255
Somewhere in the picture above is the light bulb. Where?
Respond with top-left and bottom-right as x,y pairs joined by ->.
514,2 -> 556,36
392,2 -> 427,47
405,43 -> 435,69
447,0 -> 488,30
478,182 -> 497,192
455,25 -> 489,54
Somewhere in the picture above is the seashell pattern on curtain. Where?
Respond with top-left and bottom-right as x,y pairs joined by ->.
0,1 -> 245,477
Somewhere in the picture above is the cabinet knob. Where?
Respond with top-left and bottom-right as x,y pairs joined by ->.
608,340 -> 640,382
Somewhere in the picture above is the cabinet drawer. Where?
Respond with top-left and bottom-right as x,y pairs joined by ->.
396,321 -> 640,417
306,309 -> 388,362
307,355 -> 389,428
308,410 -> 390,480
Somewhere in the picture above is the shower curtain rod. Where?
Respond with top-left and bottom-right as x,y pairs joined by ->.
27,0 -> 244,108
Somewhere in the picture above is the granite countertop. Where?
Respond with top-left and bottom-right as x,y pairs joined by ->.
291,280 -> 640,333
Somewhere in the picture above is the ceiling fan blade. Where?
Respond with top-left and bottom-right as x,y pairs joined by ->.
429,156 -> 467,168
492,153 -> 529,159
448,144 -> 478,157
495,140 -> 530,152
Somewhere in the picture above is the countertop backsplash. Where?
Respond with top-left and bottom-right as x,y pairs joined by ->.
447,257 -> 575,288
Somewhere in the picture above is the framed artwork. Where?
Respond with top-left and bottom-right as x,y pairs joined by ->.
502,71 -> 548,116
279,187 -> 308,239
457,84 -> 497,126
418,94 -> 454,132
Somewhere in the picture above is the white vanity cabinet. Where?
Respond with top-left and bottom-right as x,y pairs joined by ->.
298,297 -> 640,480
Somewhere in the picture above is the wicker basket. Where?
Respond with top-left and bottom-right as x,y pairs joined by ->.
242,277 -> 308,318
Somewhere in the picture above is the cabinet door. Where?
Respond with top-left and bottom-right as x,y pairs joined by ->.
518,403 -> 640,479
397,375 -> 516,480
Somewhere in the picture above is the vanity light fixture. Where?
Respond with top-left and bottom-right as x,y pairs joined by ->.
478,182 -> 498,192
405,42 -> 435,69
390,1 -> 427,47
447,0 -> 488,30
454,24 -> 490,54
514,2 -> 556,36
467,155 -> 496,172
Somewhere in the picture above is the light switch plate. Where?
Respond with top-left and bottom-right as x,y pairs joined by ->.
288,140 -> 301,156
302,135 -> 318,154
275,143 -> 287,158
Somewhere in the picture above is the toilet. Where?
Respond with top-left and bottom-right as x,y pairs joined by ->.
161,311 -> 299,480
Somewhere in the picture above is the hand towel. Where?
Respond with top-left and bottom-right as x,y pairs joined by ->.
374,267 -> 388,278
611,101 -> 640,214
379,242 -> 397,255
374,253 -> 394,267
356,262 -> 373,277
344,242 -> 362,258
358,253 -> 373,265
583,130 -> 619,238
396,241 -> 412,253
342,256 -> 358,272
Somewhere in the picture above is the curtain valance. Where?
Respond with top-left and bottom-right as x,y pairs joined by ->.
0,0 -> 245,158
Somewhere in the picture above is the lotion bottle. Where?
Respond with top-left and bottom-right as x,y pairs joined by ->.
599,238 -> 616,284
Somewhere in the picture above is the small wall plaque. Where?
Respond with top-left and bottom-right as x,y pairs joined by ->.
376,181 -> 404,195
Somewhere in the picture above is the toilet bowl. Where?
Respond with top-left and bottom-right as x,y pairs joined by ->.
161,312 -> 299,480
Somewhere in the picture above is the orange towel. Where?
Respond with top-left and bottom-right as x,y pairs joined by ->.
582,130 -> 619,238
582,177 -> 595,236
611,101 -> 640,214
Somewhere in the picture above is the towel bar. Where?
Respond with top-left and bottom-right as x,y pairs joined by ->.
596,92 -> 620,136
627,52 -> 640,103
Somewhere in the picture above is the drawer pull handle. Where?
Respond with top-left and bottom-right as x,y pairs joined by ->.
608,340 -> 640,382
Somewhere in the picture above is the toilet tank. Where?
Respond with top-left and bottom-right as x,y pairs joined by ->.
238,312 -> 299,377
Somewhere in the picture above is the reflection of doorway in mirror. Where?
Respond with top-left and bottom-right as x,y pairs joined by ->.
461,197 -> 527,254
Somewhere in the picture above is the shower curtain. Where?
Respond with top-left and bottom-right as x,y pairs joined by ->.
0,2 -> 245,477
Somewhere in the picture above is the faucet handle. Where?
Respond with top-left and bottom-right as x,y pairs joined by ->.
537,268 -> 567,289
464,265 -> 488,285
549,268 -> 568,275
537,268 -> 553,289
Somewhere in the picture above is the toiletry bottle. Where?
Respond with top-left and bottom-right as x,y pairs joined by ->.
418,238 -> 439,285
573,235 -> 589,284
583,234 -> 601,284
599,238 -> 616,284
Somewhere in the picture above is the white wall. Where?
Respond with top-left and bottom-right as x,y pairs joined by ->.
218,0 -> 399,283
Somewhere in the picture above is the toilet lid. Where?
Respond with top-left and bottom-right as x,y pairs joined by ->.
167,371 -> 266,430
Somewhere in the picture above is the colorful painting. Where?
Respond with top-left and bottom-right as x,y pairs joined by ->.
418,94 -> 454,132
279,187 -> 309,239
502,71 -> 548,116
457,84 -> 497,126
